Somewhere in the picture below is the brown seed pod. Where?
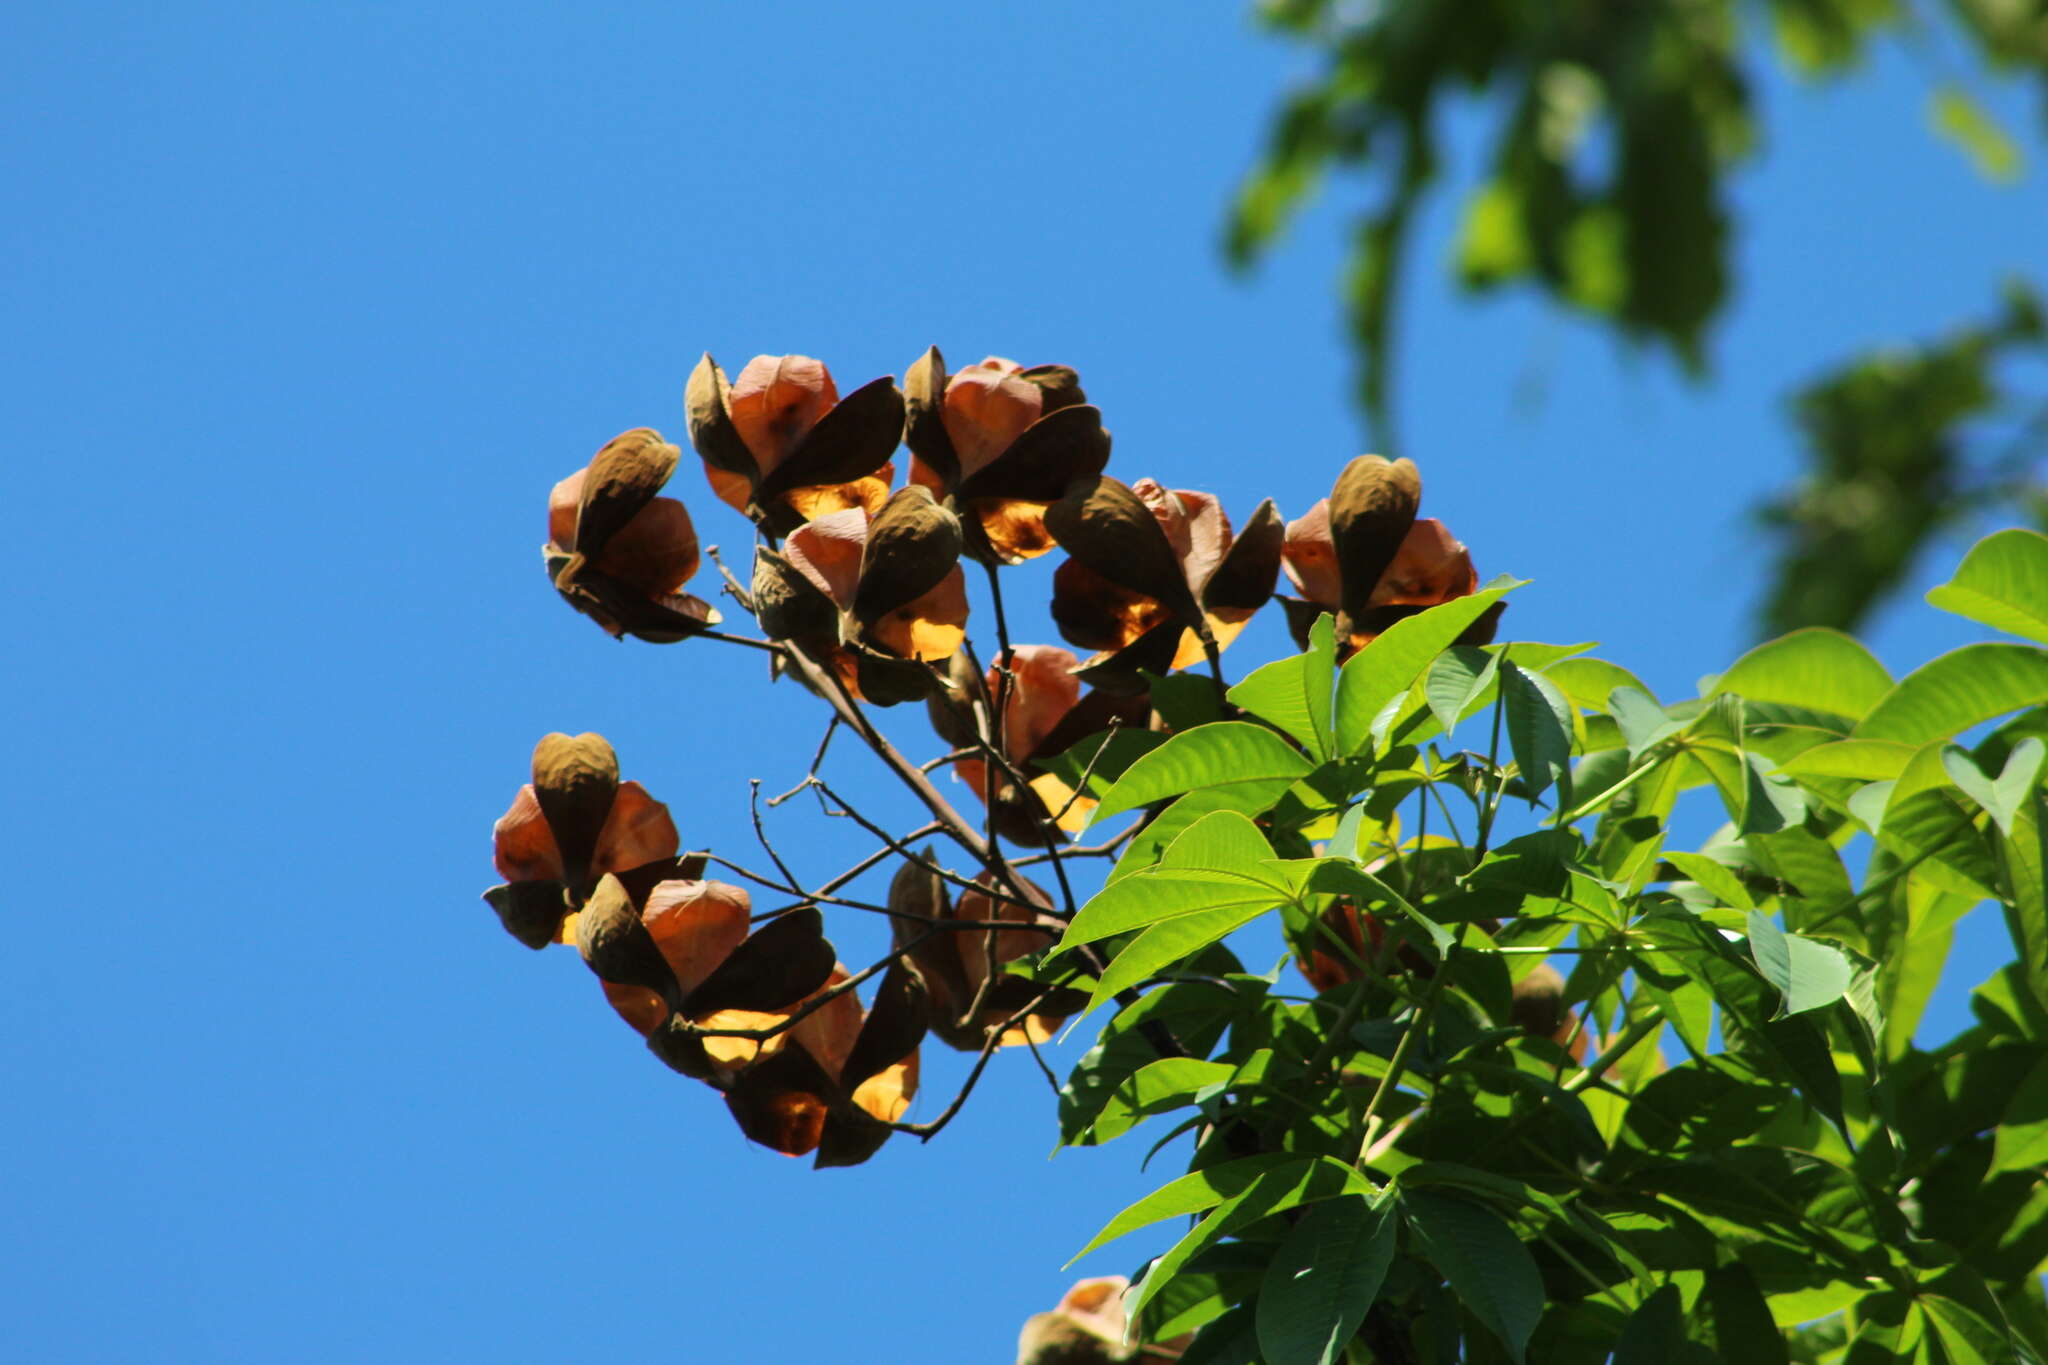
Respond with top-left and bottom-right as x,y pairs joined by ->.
575,874 -> 680,1005
1328,455 -> 1421,621
530,732 -> 619,888
572,429 -> 682,560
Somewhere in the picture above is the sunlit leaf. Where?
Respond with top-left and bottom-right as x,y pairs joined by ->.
1229,613 -> 1336,759
1499,661 -> 1574,805
1943,736 -> 2046,837
1853,643 -> 2048,746
1747,911 -> 1854,1016
1424,645 -> 1497,738
1930,84 -> 2022,182
1333,578 -> 1526,754
1091,722 -> 1314,823
1713,628 -> 1894,722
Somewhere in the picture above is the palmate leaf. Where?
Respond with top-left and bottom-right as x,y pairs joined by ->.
1853,642 -> 2048,746
1055,812 -> 1288,1021
1943,735 -> 2046,837
1125,1163 -> 1377,1323
1229,612 -> 1336,759
1085,1057 -> 1237,1145
1746,911 -> 1855,1016
1991,1050 -> 2048,1176
1333,577 -> 1526,754
1927,527 -> 2048,644
1255,1193 -> 1396,1365
1712,627 -> 1894,723
1067,1153 -> 1315,1264
1499,660 -> 1574,805
1400,1189 -> 1543,1364
1089,721 -> 1313,823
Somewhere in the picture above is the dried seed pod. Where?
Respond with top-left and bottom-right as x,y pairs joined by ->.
1046,476 -> 1199,623
574,429 -> 682,559
481,880 -> 571,951
576,874 -> 679,1004
531,732 -> 619,888
1328,455 -> 1421,621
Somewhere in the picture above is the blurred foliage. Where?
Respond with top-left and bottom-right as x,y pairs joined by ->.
1760,281 -> 2047,635
1232,0 -> 2048,633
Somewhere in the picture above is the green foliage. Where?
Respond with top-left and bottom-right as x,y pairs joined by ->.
1759,286 -> 2048,636
1233,1 -> 2048,637
1049,536 -> 2048,1362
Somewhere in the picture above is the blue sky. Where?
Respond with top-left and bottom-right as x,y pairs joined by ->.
4,4 -> 2043,1362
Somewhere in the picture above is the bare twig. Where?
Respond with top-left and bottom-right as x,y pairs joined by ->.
890,983 -> 1063,1141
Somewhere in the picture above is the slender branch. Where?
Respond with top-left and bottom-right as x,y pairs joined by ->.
703,545 -> 756,612
697,628 -> 783,655
767,717 -> 840,806
890,983 -> 1063,1140
809,777 -> 1044,909
748,780 -> 802,890
777,642 -> 1016,886
1049,719 -> 1122,826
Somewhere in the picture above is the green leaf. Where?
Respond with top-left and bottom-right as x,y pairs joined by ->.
1173,1303 -> 1260,1365
1229,613 -> 1336,759
1078,902 -> 1285,1024
1333,578 -> 1526,754
1930,85 -> 2022,183
1713,628 -> 1894,722
1059,812 -> 1279,949
1746,911 -> 1854,1016
1543,656 -> 1652,714
1127,1158 -> 1381,1322
1927,528 -> 2048,643
1853,642 -> 2048,746
1703,1264 -> 1789,1365
1609,687 -> 1686,759
1038,727 -> 1168,798
1991,1051 -> 2048,1176
1613,1284 -> 1688,1365
1943,736 -> 2045,837
1305,859 -> 1455,956
1740,750 -> 1809,835
1778,738 -> 1918,781
1058,981 -> 1240,1145
1400,1189 -> 1543,1364
1664,850 -> 1755,909
1090,721 -> 1313,823
1067,1153 -> 1310,1264
1109,784 -> 1298,885
1500,661 -> 1574,805
1916,1293 -> 2015,1365
1255,1193 -> 1396,1365
1087,1058 -> 1238,1144
1424,645 -> 1498,738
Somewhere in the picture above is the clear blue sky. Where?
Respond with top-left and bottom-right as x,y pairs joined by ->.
4,5 -> 2043,1362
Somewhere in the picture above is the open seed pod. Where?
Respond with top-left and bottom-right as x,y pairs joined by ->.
721,957 -> 928,1166
633,903 -> 840,1082
686,353 -> 903,536
544,428 -> 721,642
1279,455 -> 1497,656
887,861 -> 1078,1050
904,348 -> 1110,564
483,733 -> 682,943
749,490 -> 969,705
1048,476 -> 1283,693
949,645 -> 1150,839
